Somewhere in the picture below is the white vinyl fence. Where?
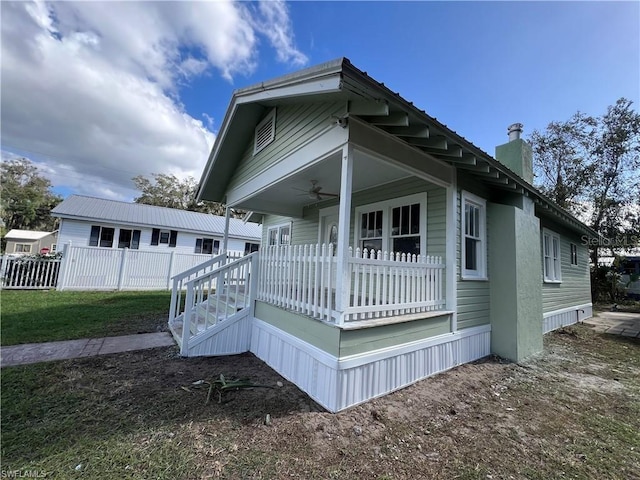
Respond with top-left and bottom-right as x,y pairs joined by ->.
57,244 -> 244,291
0,255 -> 62,289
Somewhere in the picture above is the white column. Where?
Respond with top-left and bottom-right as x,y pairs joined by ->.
334,144 -> 353,324
445,171 -> 458,332
223,205 -> 231,256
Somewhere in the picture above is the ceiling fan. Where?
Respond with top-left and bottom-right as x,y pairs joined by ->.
295,180 -> 339,201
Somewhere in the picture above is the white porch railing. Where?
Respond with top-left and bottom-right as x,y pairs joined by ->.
168,251 -> 244,327
178,253 -> 258,350
256,244 -> 445,324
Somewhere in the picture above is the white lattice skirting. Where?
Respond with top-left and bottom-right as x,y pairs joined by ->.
543,303 -> 593,334
250,319 -> 491,412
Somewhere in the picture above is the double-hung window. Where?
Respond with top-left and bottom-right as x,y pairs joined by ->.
461,191 -> 487,280
267,223 -> 291,246
195,238 -> 220,255
543,229 -> 561,282
356,193 -> 427,257
118,229 -> 141,249
89,225 -> 115,248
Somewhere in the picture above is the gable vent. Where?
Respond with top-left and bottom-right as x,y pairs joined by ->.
253,108 -> 276,154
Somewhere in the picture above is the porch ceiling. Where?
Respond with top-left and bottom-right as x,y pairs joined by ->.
235,150 -> 410,217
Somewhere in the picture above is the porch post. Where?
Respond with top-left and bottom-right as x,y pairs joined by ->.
335,144 -> 353,325
222,205 -> 231,256
446,173 -> 458,332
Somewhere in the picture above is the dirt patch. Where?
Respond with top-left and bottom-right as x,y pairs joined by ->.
2,325 -> 640,479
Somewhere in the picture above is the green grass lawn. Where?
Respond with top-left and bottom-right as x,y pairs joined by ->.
1,326 -> 638,479
0,290 -> 172,346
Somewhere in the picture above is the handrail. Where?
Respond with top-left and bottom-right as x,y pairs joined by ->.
177,252 -> 258,353
168,252 -> 241,326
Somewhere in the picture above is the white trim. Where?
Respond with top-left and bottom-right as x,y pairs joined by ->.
267,222 -> 292,246
354,192 -> 428,255
348,117 -> 453,188
317,205 -> 339,246
446,175 -> 458,331
543,302 -> 593,319
227,125 -> 349,206
251,317 -> 491,412
338,324 -> 491,370
253,318 -> 339,368
460,191 -> 487,280
542,228 -> 562,283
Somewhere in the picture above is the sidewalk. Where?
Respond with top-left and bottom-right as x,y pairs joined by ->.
582,311 -> 640,338
0,332 -> 176,368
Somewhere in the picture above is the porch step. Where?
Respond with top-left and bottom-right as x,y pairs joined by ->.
168,288 -> 249,347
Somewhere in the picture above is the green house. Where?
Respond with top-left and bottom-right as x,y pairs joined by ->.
168,58 -> 596,412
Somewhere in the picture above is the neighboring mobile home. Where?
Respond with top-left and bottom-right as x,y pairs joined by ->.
3,229 -> 58,255
52,195 -> 261,255
168,58 -> 597,412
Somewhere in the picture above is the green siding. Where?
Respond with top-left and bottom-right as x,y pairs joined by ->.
228,101 -> 347,191
262,177 -> 446,258
338,314 -> 451,357
456,178 -> 491,329
540,221 -> 591,313
254,301 -> 340,356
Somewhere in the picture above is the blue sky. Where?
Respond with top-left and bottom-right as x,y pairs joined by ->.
2,1 -> 638,201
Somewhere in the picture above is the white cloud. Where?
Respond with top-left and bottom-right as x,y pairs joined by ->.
1,0 -> 307,201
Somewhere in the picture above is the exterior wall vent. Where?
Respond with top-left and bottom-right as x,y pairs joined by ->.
253,108 -> 276,155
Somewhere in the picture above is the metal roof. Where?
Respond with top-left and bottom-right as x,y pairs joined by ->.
198,57 -> 598,239
4,229 -> 55,240
51,195 -> 262,240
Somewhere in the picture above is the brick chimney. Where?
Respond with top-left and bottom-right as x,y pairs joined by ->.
495,123 -> 533,183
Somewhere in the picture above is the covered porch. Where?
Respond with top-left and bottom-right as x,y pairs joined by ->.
225,122 -> 458,330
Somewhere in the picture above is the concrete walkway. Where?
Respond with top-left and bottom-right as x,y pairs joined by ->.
0,332 -> 176,368
582,311 -> 640,338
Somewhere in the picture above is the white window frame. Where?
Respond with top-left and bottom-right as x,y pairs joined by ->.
15,243 -> 32,253
543,228 -> 562,283
267,222 -> 291,246
50,244 -> 57,253
355,193 -> 427,256
461,191 -> 487,280
253,108 -> 276,155
570,242 -> 578,266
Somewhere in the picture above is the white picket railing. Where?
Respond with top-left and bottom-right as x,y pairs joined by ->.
256,244 -> 445,324
180,253 -> 258,350
344,248 -> 445,322
258,244 -> 338,322
0,255 -> 62,289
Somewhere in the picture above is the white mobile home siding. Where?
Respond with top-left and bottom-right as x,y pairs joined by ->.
57,219 -> 250,255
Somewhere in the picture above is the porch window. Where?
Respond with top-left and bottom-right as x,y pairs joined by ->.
461,191 -> 487,279
543,229 -> 561,282
15,244 -> 31,253
51,244 -> 57,252
391,203 -> 420,256
356,193 -> 427,256
268,223 -> 291,246
118,229 -> 141,249
195,238 -> 220,255
89,225 -> 115,248
360,210 -> 383,252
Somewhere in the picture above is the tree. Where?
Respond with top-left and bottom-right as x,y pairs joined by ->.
132,173 -> 242,217
531,98 -> 640,302
0,158 -> 62,232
